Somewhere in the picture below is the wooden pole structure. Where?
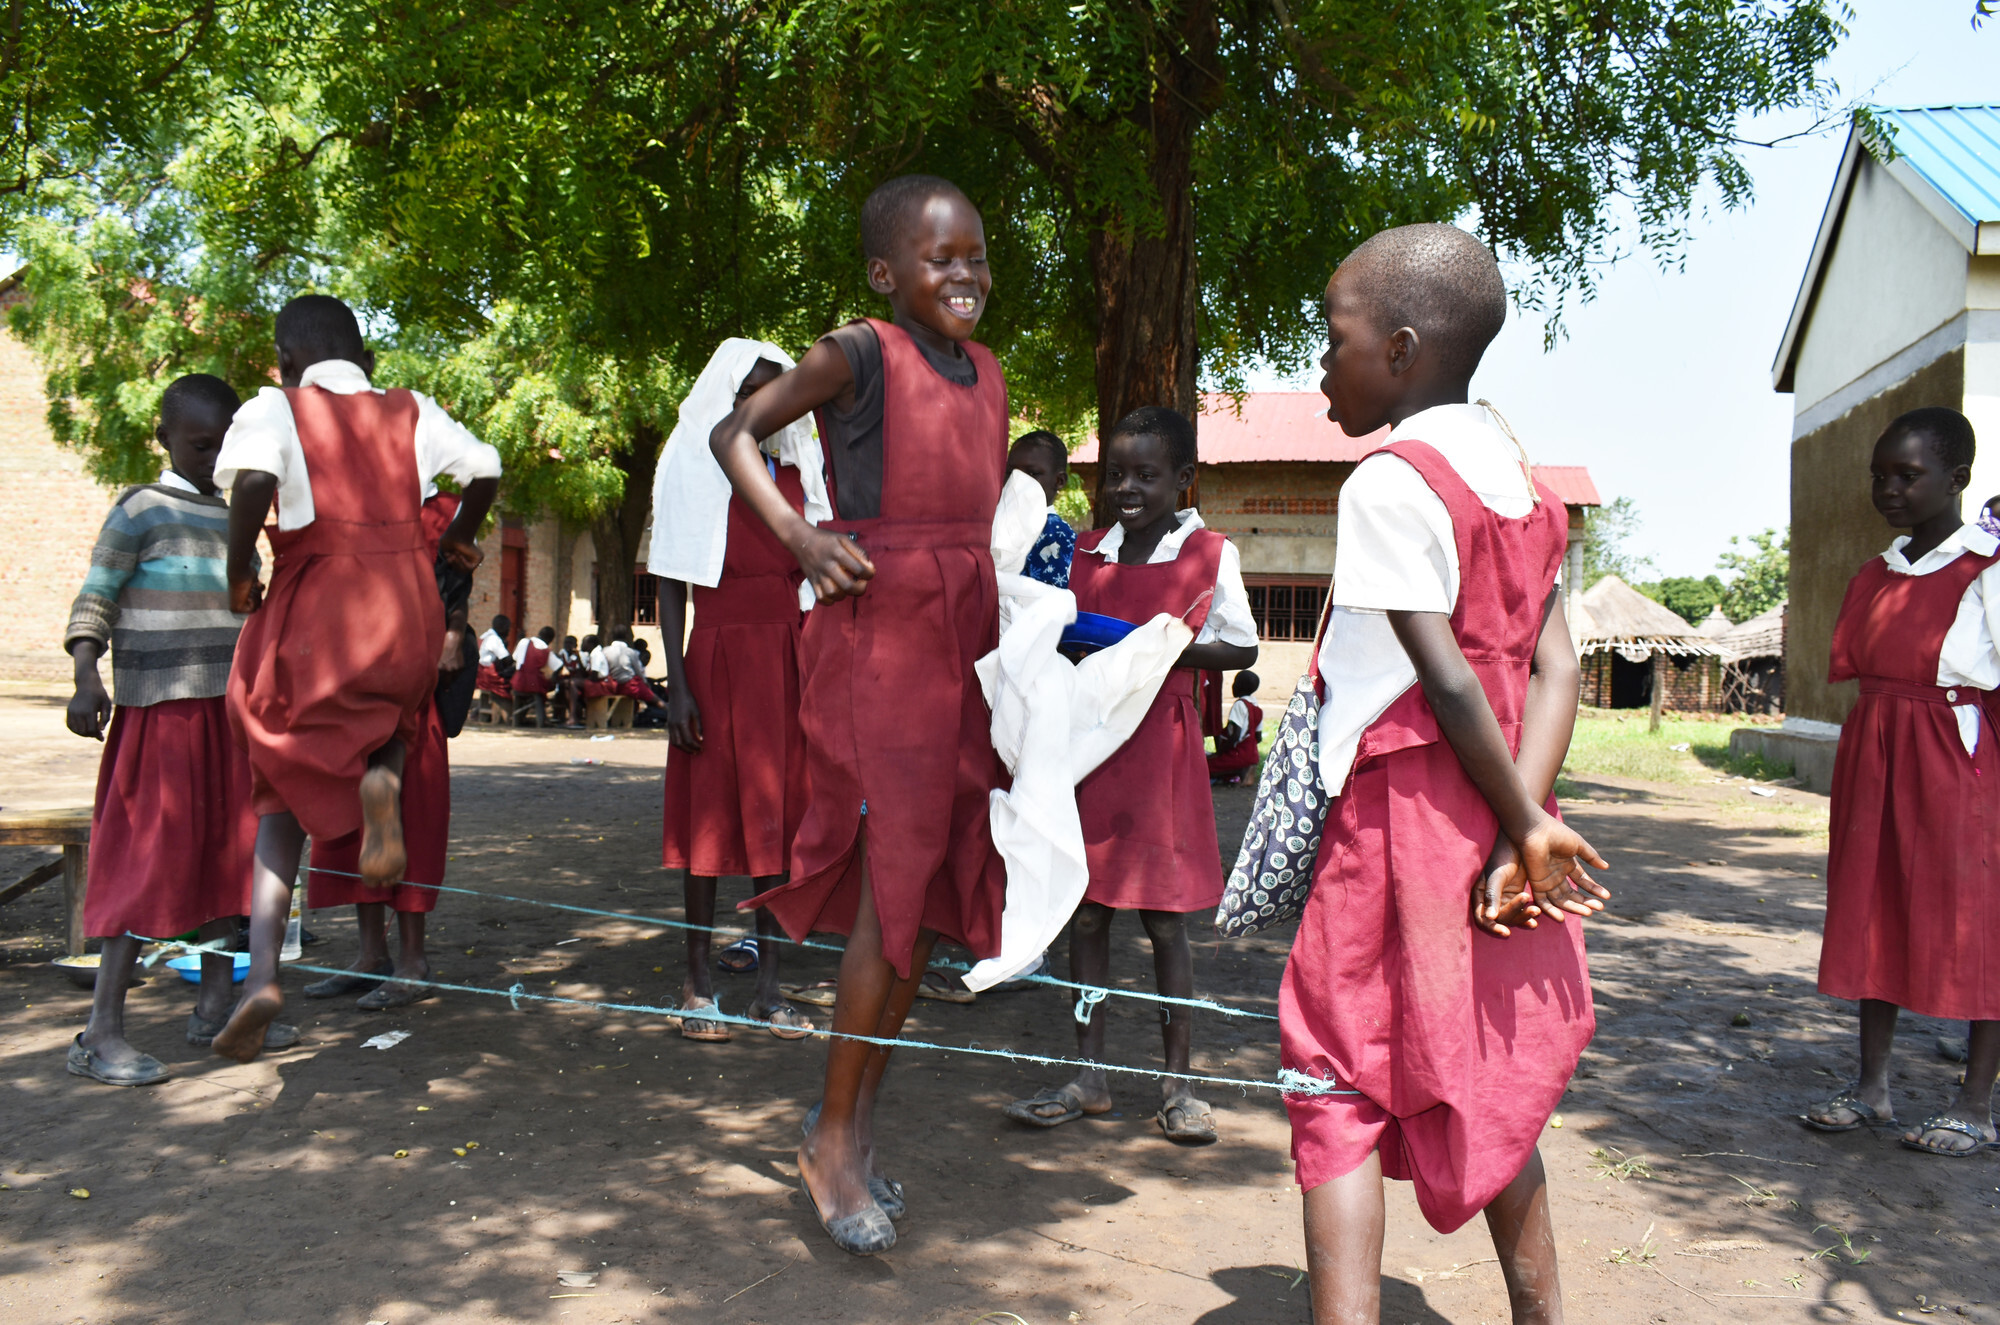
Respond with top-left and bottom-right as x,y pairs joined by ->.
1649,653 -> 1666,733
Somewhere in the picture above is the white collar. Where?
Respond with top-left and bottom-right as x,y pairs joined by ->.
157,468 -> 203,495
298,359 -> 375,394
1885,522 -> 2000,575
1388,402 -> 1499,446
1085,508 -> 1206,560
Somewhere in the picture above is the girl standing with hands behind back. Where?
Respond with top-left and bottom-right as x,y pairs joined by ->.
1805,407 -> 2000,1157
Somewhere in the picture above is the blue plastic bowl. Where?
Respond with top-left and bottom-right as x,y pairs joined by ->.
167,951 -> 250,984
1059,611 -> 1139,657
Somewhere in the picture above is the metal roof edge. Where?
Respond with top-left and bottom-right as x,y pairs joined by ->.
1881,154 -> 1981,253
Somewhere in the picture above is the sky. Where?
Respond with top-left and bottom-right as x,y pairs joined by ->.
1248,0 -> 2000,579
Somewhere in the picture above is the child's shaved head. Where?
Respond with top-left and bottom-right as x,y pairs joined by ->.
159,373 -> 240,431
861,174 -> 973,260
1884,406 -> 1976,472
1338,224 -> 1507,383
275,294 -> 367,364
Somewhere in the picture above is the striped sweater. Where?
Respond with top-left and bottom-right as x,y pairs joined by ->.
65,479 -> 247,708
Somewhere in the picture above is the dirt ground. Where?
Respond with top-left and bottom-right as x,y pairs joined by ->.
1,682 -> 1996,1325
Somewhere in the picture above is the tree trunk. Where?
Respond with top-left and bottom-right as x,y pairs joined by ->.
1084,2 -> 1218,523
588,422 -> 664,629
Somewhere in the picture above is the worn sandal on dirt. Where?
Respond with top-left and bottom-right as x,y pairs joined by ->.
915,970 -> 976,1004
781,980 -> 839,1007
1004,1085 -> 1094,1128
753,1002 -> 814,1041
65,1035 -> 168,1087
678,996 -> 733,1042
185,1011 -> 300,1050
1156,1094 -> 1219,1145
798,1102 -> 904,1218
356,976 -> 435,1011
801,1175 -> 896,1256
1802,1084 -> 1896,1133
303,961 -> 391,998
716,937 -> 760,974
1900,1112 -> 1997,1158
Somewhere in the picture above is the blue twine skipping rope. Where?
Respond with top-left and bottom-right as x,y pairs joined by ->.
282,959 -> 1355,1097
299,862 -> 1281,1022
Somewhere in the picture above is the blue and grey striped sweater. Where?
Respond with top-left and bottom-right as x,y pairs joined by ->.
65,480 -> 248,708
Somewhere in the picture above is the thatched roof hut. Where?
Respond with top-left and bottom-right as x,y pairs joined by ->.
1716,600 -> 1785,663
1573,576 -> 1723,661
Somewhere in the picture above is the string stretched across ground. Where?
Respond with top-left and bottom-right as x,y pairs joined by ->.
297,862 -> 1281,1023
271,956 -> 1355,1098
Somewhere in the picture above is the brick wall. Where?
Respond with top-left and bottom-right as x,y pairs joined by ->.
1579,650 -> 1721,712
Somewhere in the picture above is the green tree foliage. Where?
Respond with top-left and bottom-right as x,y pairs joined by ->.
1581,496 -> 1654,589
1639,575 -> 1727,627
1718,527 -> 1789,623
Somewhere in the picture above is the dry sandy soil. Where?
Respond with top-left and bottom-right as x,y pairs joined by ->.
1,682 -> 1995,1325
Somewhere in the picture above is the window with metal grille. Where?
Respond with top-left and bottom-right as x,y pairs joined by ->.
1246,579 -> 1329,641
632,566 -> 658,625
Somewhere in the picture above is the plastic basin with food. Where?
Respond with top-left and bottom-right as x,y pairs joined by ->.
167,951 -> 250,983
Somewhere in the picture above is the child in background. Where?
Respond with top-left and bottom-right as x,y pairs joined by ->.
475,614 -> 513,696
61,374 -> 282,1082
653,341 -> 822,1044
1804,407 -> 2000,1157
214,294 -> 499,1062
1005,407 -> 1257,1143
554,634 -> 585,726
1007,429 -> 1075,588
1206,669 -> 1263,784
711,175 -> 1009,1255
1284,225 -> 1608,1324
602,625 -> 666,710
303,487 -> 472,1010
510,625 -> 556,725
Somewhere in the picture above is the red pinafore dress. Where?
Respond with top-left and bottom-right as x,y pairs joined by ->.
1280,440 -> 1591,1233
1071,525 -> 1228,913
745,319 -> 1010,977
307,492 -> 459,914
1820,544 -> 2000,1019
228,387 -> 445,842
512,640 -> 552,695
662,465 -> 810,879
1208,699 -> 1265,775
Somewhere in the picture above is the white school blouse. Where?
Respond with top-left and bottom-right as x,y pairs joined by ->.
477,629 -> 510,667
1878,522 -> 2000,756
1314,403 -> 1553,795
215,359 -> 502,531
1074,509 -> 1258,648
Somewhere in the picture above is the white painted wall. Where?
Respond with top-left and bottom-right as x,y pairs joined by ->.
1967,338 -> 2000,509
1792,155 -> 1971,410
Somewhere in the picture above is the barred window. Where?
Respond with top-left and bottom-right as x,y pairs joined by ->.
1246,579 -> 1329,641
632,566 -> 658,625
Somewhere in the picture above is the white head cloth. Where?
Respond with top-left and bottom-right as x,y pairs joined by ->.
647,338 -> 830,588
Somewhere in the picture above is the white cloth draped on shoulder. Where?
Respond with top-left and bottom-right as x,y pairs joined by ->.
646,338 -> 830,589
967,472 -> 1194,991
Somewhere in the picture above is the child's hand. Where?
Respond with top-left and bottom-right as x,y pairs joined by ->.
66,673 -> 111,741
229,575 -> 264,615
440,534 -> 484,573
797,528 -> 875,602
438,628 -> 465,673
1471,837 -> 1542,938
666,684 -> 703,753
1516,814 -> 1609,923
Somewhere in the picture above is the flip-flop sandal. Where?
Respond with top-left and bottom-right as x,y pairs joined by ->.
66,1035 -> 168,1087
185,1012 -> 301,1050
1900,1112 -> 1997,1158
1004,1085 -> 1090,1128
797,1103 -> 904,1218
781,980 -> 840,1008
1157,1094 -> 1219,1145
1802,1084 -> 1897,1133
678,996 -> 733,1042
356,977 -> 436,1011
716,938 -> 760,974
303,961 -> 392,998
800,1175 -> 896,1256
916,970 -> 976,1004
755,1002 -> 814,1041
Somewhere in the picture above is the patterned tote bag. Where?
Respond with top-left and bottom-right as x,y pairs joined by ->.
1215,598 -> 1333,938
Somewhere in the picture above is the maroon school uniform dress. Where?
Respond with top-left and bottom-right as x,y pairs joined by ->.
744,319 -> 1009,976
1071,526 -> 1228,913
86,700 -> 258,939
1819,546 -> 2000,1020
1279,440 -> 1591,1234
662,466 -> 810,879
228,388 -> 445,841
511,640 -> 552,696
1207,699 -> 1265,777
307,492 -> 460,914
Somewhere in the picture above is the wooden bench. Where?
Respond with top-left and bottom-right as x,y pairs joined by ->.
0,807 -> 92,956
584,695 -> 634,731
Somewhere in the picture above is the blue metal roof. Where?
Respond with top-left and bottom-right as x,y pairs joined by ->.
1875,105 -> 2000,224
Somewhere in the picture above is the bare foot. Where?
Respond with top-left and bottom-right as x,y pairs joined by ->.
358,766 -> 406,888
211,983 -> 283,1063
